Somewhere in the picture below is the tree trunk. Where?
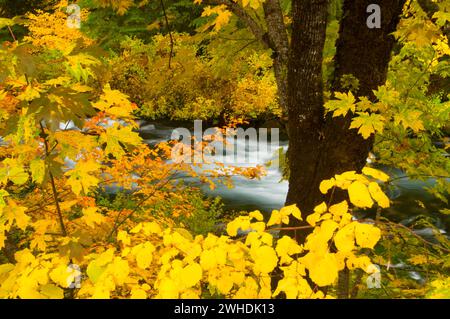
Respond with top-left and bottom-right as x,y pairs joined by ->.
285,0 -> 329,233
285,0 -> 405,242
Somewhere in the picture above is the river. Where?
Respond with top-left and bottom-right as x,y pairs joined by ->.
137,120 -> 450,235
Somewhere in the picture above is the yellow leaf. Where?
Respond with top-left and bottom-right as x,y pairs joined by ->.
249,210 -> 264,221
319,178 -> 335,194
368,182 -> 390,208
49,264 -> 73,288
350,112 -> 385,139
314,202 -> 328,214
157,278 -> 179,298
348,181 -> 374,208
3,201 -> 30,231
275,236 -> 302,264
329,200 -> 348,217
100,123 -> 142,159
334,223 -> 356,253
180,263 -> 202,288
93,84 -> 136,118
132,242 -> 155,270
117,230 -> 131,246
280,204 -> 302,221
355,223 -> 381,249
65,160 -> 100,196
30,159 -> 46,184
81,207 -> 106,228
362,167 -> 390,182
40,284 -> 64,299
130,288 -> 147,299
324,91 -> 356,117
306,212 -> 321,227
304,252 -> 339,287
267,210 -> 282,226
216,275 -> 234,294
251,246 -> 278,273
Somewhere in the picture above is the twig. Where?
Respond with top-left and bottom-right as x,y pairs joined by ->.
7,25 -> 16,42
387,174 -> 449,184
39,122 -> 67,236
160,0 -> 174,69
269,225 -> 314,232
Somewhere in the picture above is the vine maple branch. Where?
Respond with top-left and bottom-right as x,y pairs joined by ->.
39,122 -> 67,236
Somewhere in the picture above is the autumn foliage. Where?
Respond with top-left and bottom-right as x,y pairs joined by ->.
0,0 -> 449,299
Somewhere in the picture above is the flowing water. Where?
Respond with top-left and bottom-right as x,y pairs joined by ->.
138,120 -> 450,235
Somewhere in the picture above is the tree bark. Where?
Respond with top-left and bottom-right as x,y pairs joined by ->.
263,0 -> 289,114
285,0 -> 329,223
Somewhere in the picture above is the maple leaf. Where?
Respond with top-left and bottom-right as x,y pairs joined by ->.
433,11 -> 450,27
324,91 -> 356,117
394,110 -> 425,133
65,160 -> 100,196
81,207 -> 106,228
3,201 -> 30,231
30,159 -> 46,184
201,5 -> 232,33
350,112 -> 386,139
93,85 -> 137,118
0,159 -> 29,186
100,123 -> 142,158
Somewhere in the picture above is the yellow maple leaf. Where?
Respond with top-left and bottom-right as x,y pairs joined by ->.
350,112 -> 385,139
65,159 -> 100,196
100,123 -> 142,159
93,84 -> 136,118
81,207 -> 106,228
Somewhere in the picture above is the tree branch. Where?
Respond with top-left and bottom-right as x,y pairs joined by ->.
262,0 -> 289,62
